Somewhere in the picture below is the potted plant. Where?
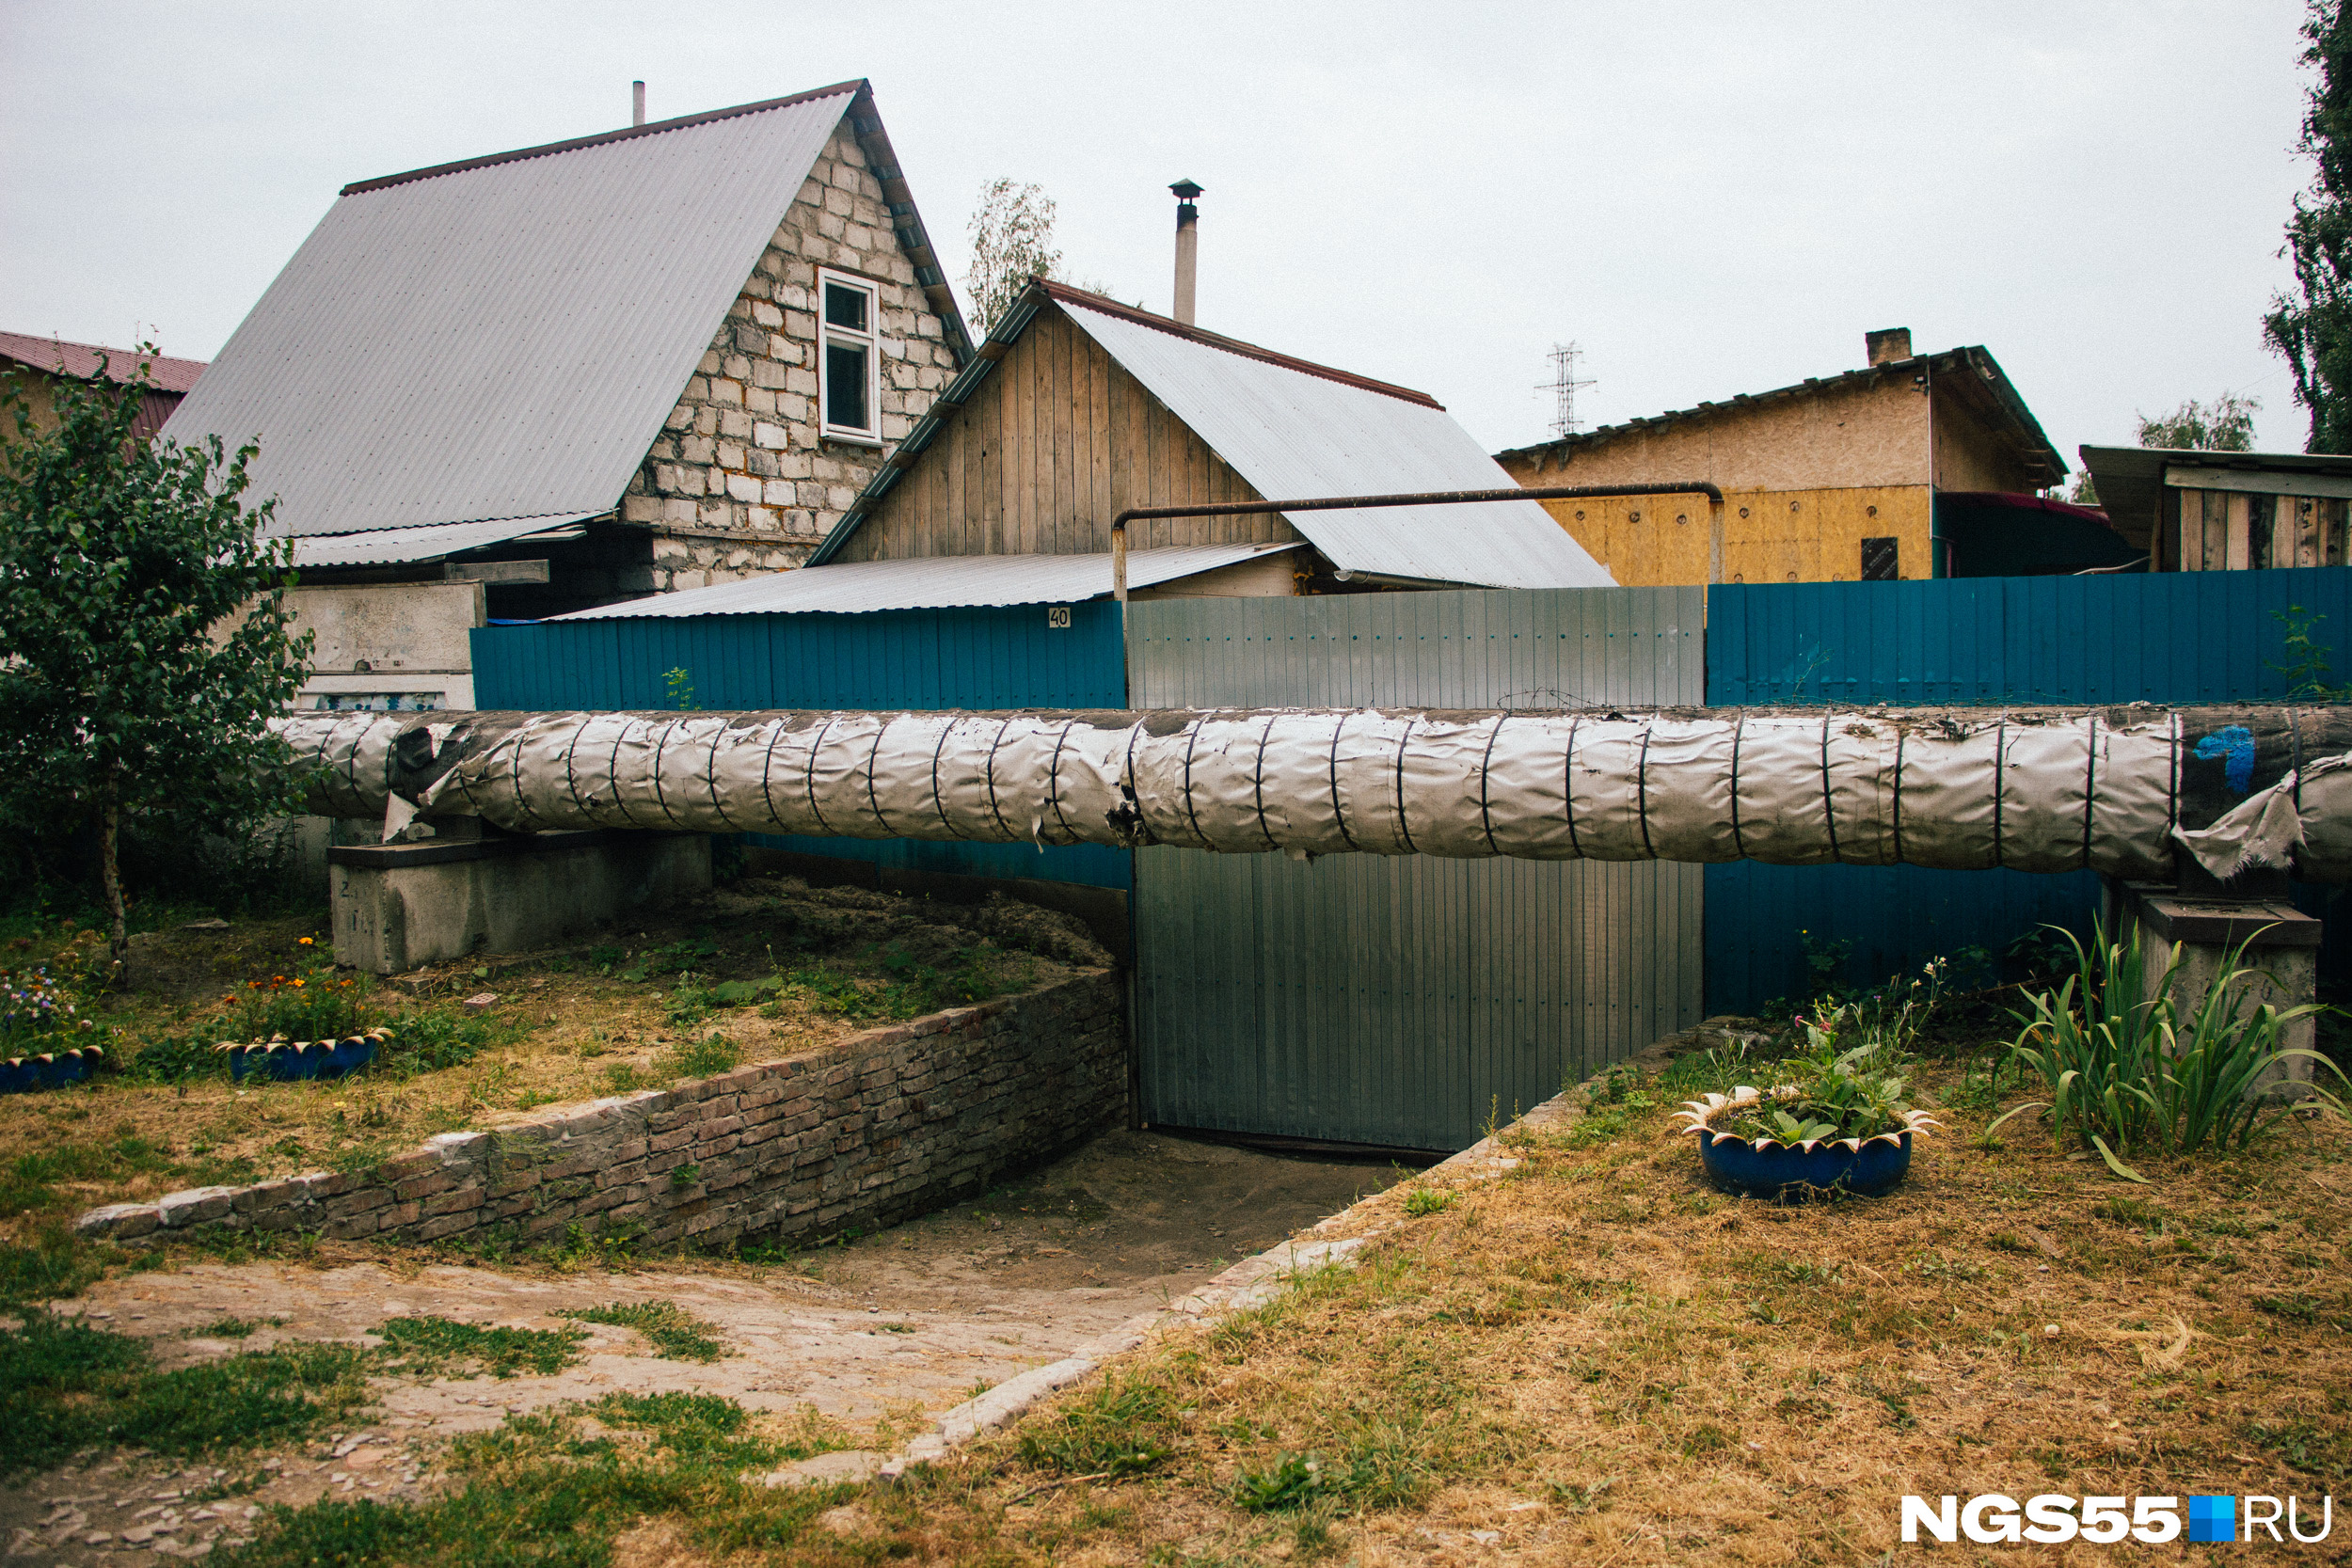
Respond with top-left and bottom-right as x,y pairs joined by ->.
1672,1005 -> 1940,1198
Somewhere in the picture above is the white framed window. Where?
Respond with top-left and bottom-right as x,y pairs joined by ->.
817,267 -> 882,445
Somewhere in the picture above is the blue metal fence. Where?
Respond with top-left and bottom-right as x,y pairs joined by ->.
1702,568 -> 2352,1013
469,604 -> 1131,889
1708,568 -> 2352,707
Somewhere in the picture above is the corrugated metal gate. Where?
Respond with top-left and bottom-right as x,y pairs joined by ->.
1127,588 -> 1706,1152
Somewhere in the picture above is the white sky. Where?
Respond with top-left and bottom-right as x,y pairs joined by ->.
0,0 -> 2321,468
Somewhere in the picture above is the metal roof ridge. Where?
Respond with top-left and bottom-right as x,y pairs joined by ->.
1037,280 -> 1443,410
339,79 -> 868,197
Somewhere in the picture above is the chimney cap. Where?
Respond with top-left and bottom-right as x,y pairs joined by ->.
1169,179 -> 1203,201
1865,327 -> 1914,368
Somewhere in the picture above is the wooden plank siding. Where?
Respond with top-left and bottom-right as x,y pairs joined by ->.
2175,488 -> 2352,572
838,304 -> 1303,562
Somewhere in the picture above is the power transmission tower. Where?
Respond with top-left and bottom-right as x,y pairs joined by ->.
1538,341 -> 1597,438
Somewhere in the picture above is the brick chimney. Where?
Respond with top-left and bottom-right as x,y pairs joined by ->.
1866,327 -> 1914,367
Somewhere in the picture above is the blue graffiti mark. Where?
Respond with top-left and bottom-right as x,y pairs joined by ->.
2194,725 -> 2256,795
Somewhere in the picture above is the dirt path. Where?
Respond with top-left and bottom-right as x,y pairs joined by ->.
5,1131 -> 1407,1562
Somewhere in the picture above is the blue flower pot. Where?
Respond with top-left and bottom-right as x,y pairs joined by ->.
226,1035 -> 381,1084
0,1048 -> 101,1095
1694,1128 -> 1915,1199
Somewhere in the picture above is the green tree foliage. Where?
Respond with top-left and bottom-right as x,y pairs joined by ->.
965,178 -> 1064,334
2265,0 -> 2352,451
0,356 -> 313,967
962,180 -> 1120,333
2136,393 -> 2261,452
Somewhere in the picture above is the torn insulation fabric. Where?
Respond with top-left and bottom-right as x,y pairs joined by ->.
272,704 -> 2352,882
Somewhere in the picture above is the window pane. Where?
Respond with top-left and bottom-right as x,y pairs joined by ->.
824,280 -> 868,331
826,341 -> 869,430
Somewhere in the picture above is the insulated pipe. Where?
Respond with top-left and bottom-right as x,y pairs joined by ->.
277,702 -> 2352,884
1106,483 -> 1725,601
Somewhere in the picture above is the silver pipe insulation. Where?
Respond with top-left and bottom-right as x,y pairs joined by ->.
275,704 -> 2352,882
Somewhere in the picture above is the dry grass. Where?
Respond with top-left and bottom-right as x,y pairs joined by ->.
817,1055 -> 2352,1566
0,878 -> 1082,1245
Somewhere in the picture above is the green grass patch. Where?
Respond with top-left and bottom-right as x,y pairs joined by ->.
659,1034 -> 740,1081
184,1315 -> 281,1339
556,1301 -> 729,1363
0,1221 -> 109,1305
1,1309 -> 373,1475
1015,1372 -> 1179,1478
221,1391 -> 851,1566
373,1316 -> 586,1379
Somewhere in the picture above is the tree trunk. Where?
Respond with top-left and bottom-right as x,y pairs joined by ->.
100,786 -> 128,986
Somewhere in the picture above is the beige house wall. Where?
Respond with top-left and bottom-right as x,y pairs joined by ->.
1502,376 -> 1931,494
1523,485 -> 1932,587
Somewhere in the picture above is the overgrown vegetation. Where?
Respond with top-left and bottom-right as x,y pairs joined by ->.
1995,923 -> 2348,1180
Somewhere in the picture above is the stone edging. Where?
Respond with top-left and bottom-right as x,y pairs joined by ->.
858,1019 -> 1740,1485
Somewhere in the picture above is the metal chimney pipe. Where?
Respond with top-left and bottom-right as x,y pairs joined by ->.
631,81 -> 646,127
1169,180 -> 1202,325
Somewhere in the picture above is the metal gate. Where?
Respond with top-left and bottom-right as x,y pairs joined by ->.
1127,587 -> 1706,1151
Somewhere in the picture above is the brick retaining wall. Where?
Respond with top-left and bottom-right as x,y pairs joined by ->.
76,971 -> 1125,1252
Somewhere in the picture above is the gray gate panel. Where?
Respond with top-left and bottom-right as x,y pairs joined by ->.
1128,587 -> 1705,1151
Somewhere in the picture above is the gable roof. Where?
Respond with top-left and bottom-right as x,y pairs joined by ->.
1495,345 -> 2067,487
160,81 -> 970,562
0,332 -> 206,395
812,280 -> 1612,590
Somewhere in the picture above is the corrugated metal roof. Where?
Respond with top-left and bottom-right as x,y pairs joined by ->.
158,83 -> 862,540
0,331 -> 206,394
289,515 -> 594,567
1052,293 -> 1611,589
812,281 -> 1612,590
552,541 -> 1301,619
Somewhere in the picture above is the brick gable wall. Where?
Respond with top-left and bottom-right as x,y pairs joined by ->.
618,119 -> 961,594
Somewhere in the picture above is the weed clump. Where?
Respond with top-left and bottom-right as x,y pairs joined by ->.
1017,1373 -> 1179,1478
557,1300 -> 730,1363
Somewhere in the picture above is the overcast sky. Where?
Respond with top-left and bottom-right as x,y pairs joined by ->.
0,1 -> 2321,468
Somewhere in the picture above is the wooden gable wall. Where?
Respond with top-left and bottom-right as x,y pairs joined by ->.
835,303 -> 1301,561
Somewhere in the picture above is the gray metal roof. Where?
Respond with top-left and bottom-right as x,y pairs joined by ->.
552,541 -> 1302,619
1056,296 -> 1610,589
161,82 -> 889,556
812,281 -> 1612,589
289,515 -> 593,567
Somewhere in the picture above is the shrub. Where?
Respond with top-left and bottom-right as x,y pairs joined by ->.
1994,923 -> 2347,1179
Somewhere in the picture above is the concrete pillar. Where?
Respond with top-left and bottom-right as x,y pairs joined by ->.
2107,879 -> 2321,1099
328,829 -> 712,973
